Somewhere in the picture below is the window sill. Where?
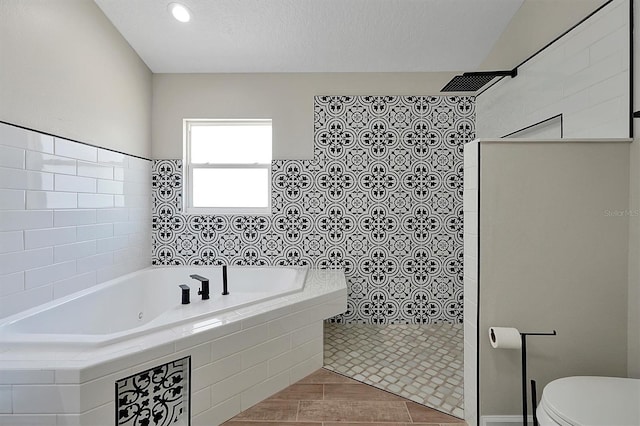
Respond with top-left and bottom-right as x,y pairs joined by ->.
184,207 -> 272,216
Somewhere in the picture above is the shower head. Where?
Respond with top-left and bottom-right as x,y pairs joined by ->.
441,69 -> 517,92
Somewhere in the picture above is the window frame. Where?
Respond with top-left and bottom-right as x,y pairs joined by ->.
183,119 -> 272,216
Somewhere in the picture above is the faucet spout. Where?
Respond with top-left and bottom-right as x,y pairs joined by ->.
190,274 -> 210,300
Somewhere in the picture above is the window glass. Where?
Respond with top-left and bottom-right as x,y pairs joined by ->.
190,124 -> 271,164
192,168 -> 270,208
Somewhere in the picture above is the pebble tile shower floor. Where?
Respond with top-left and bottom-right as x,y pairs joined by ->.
323,323 -> 464,418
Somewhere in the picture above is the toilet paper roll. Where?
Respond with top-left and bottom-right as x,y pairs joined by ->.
489,327 -> 521,349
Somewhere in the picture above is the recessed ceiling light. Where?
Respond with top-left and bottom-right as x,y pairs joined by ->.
168,3 -> 191,23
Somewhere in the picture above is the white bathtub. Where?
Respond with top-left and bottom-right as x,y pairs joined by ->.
0,267 -> 346,425
0,266 -> 307,347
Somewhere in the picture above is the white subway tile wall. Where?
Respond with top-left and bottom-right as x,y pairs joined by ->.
477,0 -> 630,139
0,123 -> 151,319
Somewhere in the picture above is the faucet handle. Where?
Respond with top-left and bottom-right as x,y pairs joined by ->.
179,284 -> 190,305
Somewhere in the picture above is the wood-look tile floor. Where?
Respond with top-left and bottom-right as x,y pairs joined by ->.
223,369 -> 466,426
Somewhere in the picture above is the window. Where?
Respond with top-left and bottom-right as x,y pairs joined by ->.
184,119 -> 272,215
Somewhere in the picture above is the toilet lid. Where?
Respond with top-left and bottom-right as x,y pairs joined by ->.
541,376 -> 640,426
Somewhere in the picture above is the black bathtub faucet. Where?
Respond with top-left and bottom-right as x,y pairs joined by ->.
222,265 -> 229,296
179,284 -> 190,305
189,274 -> 210,300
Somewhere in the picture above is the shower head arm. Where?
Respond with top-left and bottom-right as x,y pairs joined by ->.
463,68 -> 517,78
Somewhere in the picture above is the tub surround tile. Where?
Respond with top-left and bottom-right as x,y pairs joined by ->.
75,223 -> 112,242
51,272 -> 97,299
0,386 -> 11,414
0,168 -> 54,191
76,161 -> 113,180
24,261 -> 76,289
76,193 -> 113,209
26,191 -> 78,210
0,285 -> 53,318
24,227 -> 76,250
0,145 -> 25,169
75,253 -> 114,275
0,190 -> 25,211
94,208 -> 127,224
192,354 -> 241,392
241,334 -> 291,369
53,241 -> 96,263
53,174 -> 96,194
54,139 -> 97,163
97,149 -> 126,166
194,395 -> 242,426
53,210 -> 96,227
0,231 -> 24,254
173,319 -> 243,352
0,123 -> 54,154
25,152 -> 76,176
0,210 -> 53,232
0,123 -> 152,320
0,414 -> 57,425
267,338 -> 323,378
192,387 -> 211,416
0,247 -> 53,276
11,384 -> 82,414
0,370 -> 55,385
240,369 -> 291,410
0,272 -> 24,297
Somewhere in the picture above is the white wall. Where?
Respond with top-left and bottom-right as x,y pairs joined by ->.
0,123 -> 152,319
475,139 -> 630,418
476,0 -> 629,139
151,73 -> 457,159
627,0 -> 640,379
0,0 -> 152,158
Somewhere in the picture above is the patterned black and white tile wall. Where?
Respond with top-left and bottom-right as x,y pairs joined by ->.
152,96 -> 475,324
116,357 -> 190,426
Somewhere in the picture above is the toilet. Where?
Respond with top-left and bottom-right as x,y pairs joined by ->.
537,376 -> 640,426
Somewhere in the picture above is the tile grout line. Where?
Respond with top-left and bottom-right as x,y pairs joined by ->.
404,401 -> 415,423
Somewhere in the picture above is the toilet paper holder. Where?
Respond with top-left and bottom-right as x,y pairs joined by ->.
520,331 -> 557,426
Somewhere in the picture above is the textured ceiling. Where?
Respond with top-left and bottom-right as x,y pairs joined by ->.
94,0 -> 524,73
479,0 -> 610,70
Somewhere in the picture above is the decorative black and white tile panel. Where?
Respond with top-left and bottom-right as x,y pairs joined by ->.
116,357 -> 190,426
152,96 -> 475,324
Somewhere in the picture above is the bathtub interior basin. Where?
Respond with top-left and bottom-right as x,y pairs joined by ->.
0,265 -> 307,347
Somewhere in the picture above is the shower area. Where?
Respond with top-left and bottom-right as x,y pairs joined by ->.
315,95 -> 471,418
